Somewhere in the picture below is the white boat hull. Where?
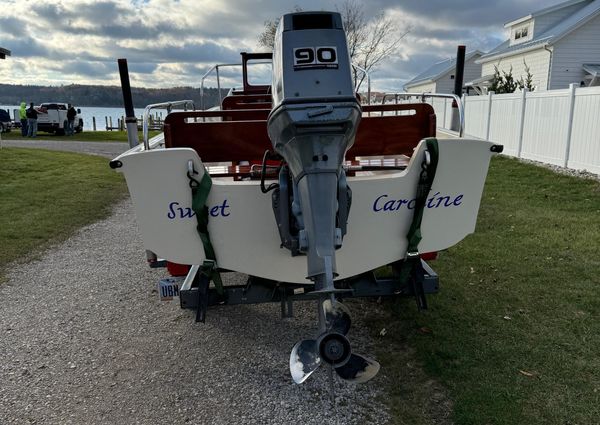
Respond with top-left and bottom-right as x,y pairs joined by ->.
113,138 -> 494,283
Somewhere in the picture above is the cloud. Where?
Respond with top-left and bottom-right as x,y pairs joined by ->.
0,17 -> 28,37
1,37 -> 54,58
0,0 -> 564,90
60,61 -> 114,78
370,0 -> 557,27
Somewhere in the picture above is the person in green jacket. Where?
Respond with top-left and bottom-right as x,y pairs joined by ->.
19,102 -> 27,136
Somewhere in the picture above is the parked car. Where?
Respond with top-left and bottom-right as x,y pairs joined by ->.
0,109 -> 11,133
36,103 -> 83,135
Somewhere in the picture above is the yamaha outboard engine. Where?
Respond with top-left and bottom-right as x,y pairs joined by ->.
268,12 -> 379,386
268,11 -> 361,293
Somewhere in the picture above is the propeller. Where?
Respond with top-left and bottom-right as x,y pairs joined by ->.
290,339 -> 321,384
322,298 -> 351,335
289,297 -> 380,384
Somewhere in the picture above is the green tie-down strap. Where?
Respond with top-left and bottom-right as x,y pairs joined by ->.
190,170 -> 225,296
397,138 -> 440,284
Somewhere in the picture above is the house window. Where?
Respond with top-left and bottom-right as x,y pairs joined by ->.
515,26 -> 529,40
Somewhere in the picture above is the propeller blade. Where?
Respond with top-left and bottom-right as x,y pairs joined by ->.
322,299 -> 352,335
290,339 -> 321,384
335,353 -> 380,384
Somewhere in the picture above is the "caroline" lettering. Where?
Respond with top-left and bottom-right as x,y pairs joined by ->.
167,200 -> 230,219
373,192 -> 463,212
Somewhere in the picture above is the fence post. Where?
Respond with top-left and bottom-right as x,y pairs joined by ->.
442,98 -> 447,129
563,83 -> 577,168
461,93 -> 466,134
517,88 -> 528,158
485,91 -> 494,141
92,116 -> 96,131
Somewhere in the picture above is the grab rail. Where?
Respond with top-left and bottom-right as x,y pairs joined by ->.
200,61 -> 272,110
382,92 -> 465,137
200,63 -> 240,111
143,100 -> 195,150
200,61 -> 370,109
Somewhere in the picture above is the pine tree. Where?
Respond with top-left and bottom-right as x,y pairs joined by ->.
517,61 -> 535,91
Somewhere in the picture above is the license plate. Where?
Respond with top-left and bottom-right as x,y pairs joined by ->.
158,278 -> 181,301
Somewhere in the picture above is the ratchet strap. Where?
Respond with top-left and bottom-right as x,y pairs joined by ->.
189,168 -> 225,297
397,138 -> 439,308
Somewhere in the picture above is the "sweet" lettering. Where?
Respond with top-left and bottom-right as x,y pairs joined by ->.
167,200 -> 230,219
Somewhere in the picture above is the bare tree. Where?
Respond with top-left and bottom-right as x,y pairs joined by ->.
258,0 -> 409,90
258,5 -> 303,49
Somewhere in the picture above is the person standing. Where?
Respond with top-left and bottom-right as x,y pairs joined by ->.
26,102 -> 38,138
66,104 -> 76,135
19,102 -> 28,136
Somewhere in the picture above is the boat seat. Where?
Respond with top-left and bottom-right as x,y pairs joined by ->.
163,103 -> 435,163
221,94 -> 272,112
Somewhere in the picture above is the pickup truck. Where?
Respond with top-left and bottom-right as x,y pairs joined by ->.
36,103 -> 83,135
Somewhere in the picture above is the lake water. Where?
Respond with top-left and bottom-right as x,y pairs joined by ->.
0,105 -> 164,131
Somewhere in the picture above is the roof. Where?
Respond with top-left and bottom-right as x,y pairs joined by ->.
480,0 -> 600,62
583,63 -> 600,75
404,50 -> 483,89
504,0 -> 589,27
0,47 -> 10,59
465,74 -> 495,86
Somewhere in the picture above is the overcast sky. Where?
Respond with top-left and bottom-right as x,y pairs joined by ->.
0,0 -> 562,91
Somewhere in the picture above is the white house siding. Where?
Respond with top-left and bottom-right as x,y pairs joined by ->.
533,1 -> 591,35
549,13 -> 600,89
435,58 -> 483,93
435,72 -> 457,93
481,48 -> 551,91
405,81 -> 436,93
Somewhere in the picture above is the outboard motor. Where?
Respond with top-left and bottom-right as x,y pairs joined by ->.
268,11 -> 361,294
268,12 -> 379,386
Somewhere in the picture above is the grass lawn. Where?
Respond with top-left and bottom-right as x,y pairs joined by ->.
0,148 -> 127,281
1,130 -> 160,142
371,156 -> 600,424
1,143 -> 598,423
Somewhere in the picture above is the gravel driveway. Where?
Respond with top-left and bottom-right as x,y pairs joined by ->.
0,142 -> 390,424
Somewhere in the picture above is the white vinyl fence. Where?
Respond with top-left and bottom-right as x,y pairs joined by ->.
455,84 -> 600,175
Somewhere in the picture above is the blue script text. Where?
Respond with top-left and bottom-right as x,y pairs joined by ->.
167,200 -> 230,219
373,192 -> 463,212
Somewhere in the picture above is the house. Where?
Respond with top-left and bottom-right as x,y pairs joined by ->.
475,0 -> 600,92
403,51 -> 483,94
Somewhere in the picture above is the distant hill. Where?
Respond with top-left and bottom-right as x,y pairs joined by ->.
0,84 -> 229,109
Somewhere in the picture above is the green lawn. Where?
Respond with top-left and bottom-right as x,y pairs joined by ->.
0,148 -> 127,280
372,156 -> 600,425
1,144 -> 599,423
1,130 -> 160,142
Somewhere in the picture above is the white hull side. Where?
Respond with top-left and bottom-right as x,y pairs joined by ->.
113,138 -> 494,283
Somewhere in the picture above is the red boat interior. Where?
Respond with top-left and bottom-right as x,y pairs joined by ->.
163,52 -> 436,178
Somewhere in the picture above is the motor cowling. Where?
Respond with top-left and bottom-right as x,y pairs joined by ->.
267,12 -> 361,291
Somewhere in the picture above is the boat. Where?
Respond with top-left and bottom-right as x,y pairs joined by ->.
110,11 -> 502,386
